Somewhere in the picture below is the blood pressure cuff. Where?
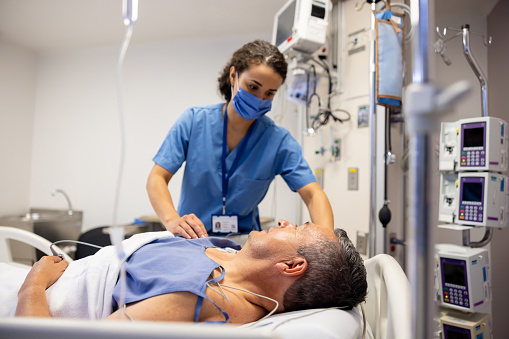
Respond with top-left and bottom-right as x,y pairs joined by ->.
374,8 -> 405,108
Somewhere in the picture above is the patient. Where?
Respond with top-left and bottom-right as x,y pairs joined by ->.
14,220 -> 367,324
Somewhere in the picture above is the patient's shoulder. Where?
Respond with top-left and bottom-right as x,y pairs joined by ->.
107,292 -> 199,322
202,285 -> 267,324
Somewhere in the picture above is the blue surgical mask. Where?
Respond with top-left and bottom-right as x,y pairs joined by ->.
231,73 -> 272,121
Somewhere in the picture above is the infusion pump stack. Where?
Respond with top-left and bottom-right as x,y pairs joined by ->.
438,117 -> 509,228
436,116 -> 509,339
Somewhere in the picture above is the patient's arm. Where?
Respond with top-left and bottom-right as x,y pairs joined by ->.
15,256 -> 69,317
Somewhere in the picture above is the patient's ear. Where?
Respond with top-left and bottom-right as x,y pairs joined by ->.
276,257 -> 308,277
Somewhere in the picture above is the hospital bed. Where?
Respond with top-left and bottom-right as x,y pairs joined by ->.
0,226 -> 410,339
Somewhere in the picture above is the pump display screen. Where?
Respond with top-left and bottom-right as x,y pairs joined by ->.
275,1 -> 296,47
443,262 -> 466,287
311,4 -> 326,19
443,324 -> 470,339
463,127 -> 484,148
462,182 -> 483,203
440,256 -> 473,309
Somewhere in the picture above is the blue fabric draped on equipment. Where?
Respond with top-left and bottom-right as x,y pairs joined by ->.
374,8 -> 404,108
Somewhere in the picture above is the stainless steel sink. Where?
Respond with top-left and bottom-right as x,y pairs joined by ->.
0,208 -> 83,264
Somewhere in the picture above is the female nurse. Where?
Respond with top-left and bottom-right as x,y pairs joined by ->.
146,40 -> 333,240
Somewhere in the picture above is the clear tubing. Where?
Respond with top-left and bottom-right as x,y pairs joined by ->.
111,24 -> 133,253
112,22 -> 134,320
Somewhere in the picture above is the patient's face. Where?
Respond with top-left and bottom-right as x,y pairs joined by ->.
245,220 -> 337,259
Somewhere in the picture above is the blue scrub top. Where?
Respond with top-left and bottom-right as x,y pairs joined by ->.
153,103 -> 315,233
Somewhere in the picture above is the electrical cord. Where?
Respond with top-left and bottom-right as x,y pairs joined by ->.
305,58 -> 351,131
49,239 -> 104,258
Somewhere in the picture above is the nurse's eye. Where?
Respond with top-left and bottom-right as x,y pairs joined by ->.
266,91 -> 276,97
248,84 -> 258,91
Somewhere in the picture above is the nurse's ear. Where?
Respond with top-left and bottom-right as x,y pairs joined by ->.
229,66 -> 237,85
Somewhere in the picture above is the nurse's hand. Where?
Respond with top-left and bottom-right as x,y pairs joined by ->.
168,214 -> 208,239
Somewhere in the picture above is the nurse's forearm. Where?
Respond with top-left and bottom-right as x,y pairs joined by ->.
298,182 -> 334,230
146,166 -> 180,229
147,165 -> 207,238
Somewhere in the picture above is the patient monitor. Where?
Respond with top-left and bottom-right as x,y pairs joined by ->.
436,244 -> 490,313
272,0 -> 331,55
439,117 -> 508,172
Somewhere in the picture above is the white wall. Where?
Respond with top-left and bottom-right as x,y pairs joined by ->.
29,33 -> 272,232
0,40 -> 37,216
300,0 -> 373,256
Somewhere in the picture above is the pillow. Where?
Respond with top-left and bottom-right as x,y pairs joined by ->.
241,307 -> 374,339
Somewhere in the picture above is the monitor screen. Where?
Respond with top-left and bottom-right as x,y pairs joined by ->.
443,324 -> 470,339
311,4 -> 326,19
276,1 -> 296,47
462,182 -> 483,203
463,127 -> 484,148
443,262 -> 466,287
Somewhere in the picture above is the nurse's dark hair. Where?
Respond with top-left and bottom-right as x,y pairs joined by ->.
217,39 -> 287,102
282,228 -> 368,312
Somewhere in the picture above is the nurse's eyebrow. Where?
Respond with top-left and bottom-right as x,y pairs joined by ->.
251,79 -> 278,92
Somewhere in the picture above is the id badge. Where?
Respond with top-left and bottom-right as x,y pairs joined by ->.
212,214 -> 239,233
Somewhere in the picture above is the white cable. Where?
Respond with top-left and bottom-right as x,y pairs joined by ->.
217,284 -> 279,326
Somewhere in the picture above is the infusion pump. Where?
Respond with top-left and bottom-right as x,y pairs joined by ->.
440,312 -> 491,339
439,117 -> 508,172
439,172 -> 508,228
436,244 -> 490,313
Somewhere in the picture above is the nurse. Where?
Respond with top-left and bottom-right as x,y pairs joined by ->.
147,40 -> 333,239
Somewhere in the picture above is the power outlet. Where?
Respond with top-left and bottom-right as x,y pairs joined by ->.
356,231 -> 368,255
315,168 -> 324,188
388,232 -> 397,256
348,168 -> 359,190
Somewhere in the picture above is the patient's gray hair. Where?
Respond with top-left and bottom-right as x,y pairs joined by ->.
282,228 -> 367,312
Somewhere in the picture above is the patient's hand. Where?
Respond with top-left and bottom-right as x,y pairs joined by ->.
15,256 -> 69,317
21,256 -> 69,291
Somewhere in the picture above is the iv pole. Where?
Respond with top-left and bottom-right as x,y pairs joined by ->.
405,1 -> 470,337
406,1 -> 435,337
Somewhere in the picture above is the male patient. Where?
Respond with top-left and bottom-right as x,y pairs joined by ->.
15,220 -> 367,324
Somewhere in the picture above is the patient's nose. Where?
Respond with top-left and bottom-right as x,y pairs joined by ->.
277,220 -> 295,228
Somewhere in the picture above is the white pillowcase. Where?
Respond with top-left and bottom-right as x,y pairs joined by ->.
241,307 -> 374,339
